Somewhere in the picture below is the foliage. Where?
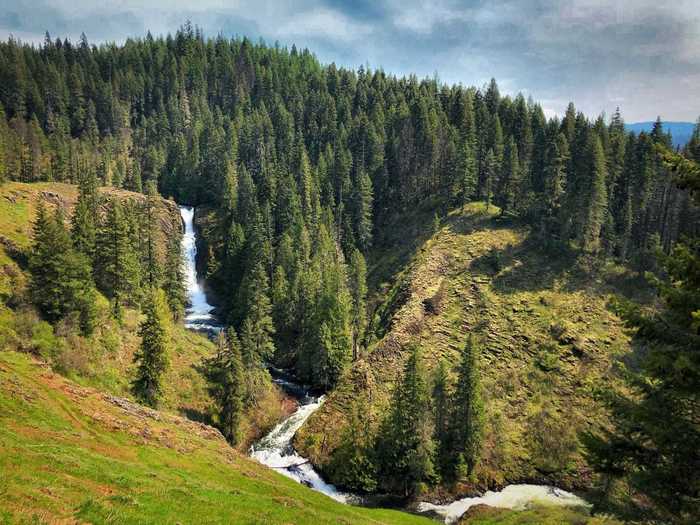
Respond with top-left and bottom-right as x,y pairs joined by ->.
132,288 -> 172,407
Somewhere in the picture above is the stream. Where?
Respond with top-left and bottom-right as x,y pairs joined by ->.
179,204 -> 590,523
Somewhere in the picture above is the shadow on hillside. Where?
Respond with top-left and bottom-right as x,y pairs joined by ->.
478,230 -> 653,305
486,236 -> 580,294
179,406 -> 214,426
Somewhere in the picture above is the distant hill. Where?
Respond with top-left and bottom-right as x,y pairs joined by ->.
626,121 -> 696,147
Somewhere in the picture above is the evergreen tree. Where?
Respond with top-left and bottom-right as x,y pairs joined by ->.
94,198 -> 141,317
348,249 -> 367,361
163,231 -> 186,320
376,346 -> 436,495
452,335 -> 484,478
71,168 -> 99,259
235,261 -> 275,364
582,135 -> 609,253
29,202 -> 97,335
132,288 -> 171,407
206,327 -> 245,445
500,135 -> 520,215
585,148 -> 700,523
483,148 -> 497,210
432,359 -> 453,479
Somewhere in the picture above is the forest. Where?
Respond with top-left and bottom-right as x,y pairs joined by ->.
0,25 -> 698,524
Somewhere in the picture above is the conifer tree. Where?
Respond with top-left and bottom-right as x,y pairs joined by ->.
132,288 -> 171,407
206,327 -> 245,445
432,359 -> 453,479
483,149 -> 497,210
582,135 -> 609,253
163,231 -> 186,320
500,135 -> 520,215
348,249 -> 367,361
30,202 -> 97,335
71,168 -> 99,259
235,261 -> 275,364
452,335 -> 484,478
376,346 -> 436,495
95,198 -> 141,317
142,181 -> 161,287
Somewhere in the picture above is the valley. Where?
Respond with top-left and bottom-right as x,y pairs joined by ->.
0,20 -> 698,524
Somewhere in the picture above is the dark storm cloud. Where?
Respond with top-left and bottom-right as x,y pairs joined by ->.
0,0 -> 698,122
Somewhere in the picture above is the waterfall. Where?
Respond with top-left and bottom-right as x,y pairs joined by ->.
179,205 -> 590,522
179,206 -> 221,332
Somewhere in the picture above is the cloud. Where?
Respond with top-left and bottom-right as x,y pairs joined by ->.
0,0 -> 698,122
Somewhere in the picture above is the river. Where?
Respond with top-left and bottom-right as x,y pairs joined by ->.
178,204 -> 590,523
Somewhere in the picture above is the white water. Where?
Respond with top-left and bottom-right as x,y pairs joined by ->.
417,484 -> 591,524
179,203 -> 590,521
249,394 -> 349,503
179,206 -> 220,332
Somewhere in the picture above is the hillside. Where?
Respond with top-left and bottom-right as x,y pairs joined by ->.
0,182 -> 286,449
0,350 -> 434,525
296,203 -> 645,494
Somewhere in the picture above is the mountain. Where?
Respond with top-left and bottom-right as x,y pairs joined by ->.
626,121 -> 696,147
296,201 -> 641,494
1,27 -> 699,524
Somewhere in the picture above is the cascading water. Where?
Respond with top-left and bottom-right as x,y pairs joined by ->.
249,389 -> 349,503
180,206 -> 221,332
179,204 -> 590,522
417,485 -> 590,524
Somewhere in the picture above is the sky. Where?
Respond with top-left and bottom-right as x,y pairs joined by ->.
1,0 -> 699,123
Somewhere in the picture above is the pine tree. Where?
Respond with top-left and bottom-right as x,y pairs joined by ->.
452,335 -> 484,478
500,135 -> 520,215
584,148 -> 700,523
432,359 -> 453,479
71,168 -> 99,259
132,288 -> 171,407
348,249 -> 367,361
582,135 -> 608,253
206,327 -> 245,445
483,148 -> 497,210
142,181 -> 161,287
163,231 -> 186,320
29,202 -> 97,335
95,199 -> 141,317
376,346 -> 436,495
352,168 -> 373,252
235,261 -> 275,364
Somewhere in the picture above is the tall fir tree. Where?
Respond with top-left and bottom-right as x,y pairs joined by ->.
376,346 -> 436,495
206,327 -> 245,445
452,335 -> 484,478
132,288 -> 171,407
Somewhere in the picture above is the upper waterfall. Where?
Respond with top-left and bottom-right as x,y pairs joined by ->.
180,206 -> 221,332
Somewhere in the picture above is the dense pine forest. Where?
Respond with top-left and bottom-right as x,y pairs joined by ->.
0,26 -> 698,524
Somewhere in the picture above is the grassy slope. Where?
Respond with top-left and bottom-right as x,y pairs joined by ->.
457,504 -> 620,525
0,350 -> 433,525
297,203 -> 644,494
0,182 -> 286,449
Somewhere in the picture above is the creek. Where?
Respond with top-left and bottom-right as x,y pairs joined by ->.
179,205 -> 590,523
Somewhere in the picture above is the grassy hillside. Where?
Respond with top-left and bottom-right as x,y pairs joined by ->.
296,202 -> 646,495
0,350 -> 434,525
0,182 -> 286,450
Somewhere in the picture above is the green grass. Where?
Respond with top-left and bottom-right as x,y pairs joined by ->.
0,351 -> 433,525
457,505 -> 621,524
297,202 -> 640,496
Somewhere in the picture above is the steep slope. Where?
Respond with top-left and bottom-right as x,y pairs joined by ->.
0,182 -> 286,448
296,203 -> 644,493
0,350 -> 433,525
